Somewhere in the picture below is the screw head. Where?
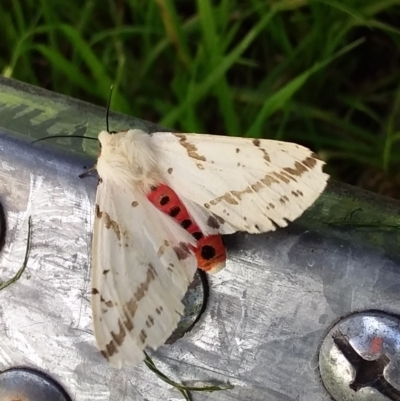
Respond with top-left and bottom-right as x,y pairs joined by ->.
319,311 -> 400,401
0,367 -> 71,401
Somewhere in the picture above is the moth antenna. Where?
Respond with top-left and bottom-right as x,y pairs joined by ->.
31,135 -> 98,179
106,85 -> 114,133
32,135 -> 97,144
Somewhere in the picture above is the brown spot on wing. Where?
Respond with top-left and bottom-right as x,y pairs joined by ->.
231,186 -> 252,200
251,182 -> 263,192
213,213 -> 225,225
103,212 -> 121,240
309,153 -> 320,162
283,157 -> 317,177
167,167 -> 173,174
272,172 -> 290,184
111,320 -> 126,346
279,195 -> 290,204
281,171 -> 297,182
157,240 -> 170,257
174,134 -> 206,162
125,298 -> 138,317
92,288 -> 99,295
210,184 -> 260,206
132,201 -> 139,207
207,216 -> 220,229
102,340 -> 118,359
122,264 -> 158,326
146,315 -> 155,328
261,174 -> 280,186
123,312 -> 134,331
210,193 -> 239,206
95,204 -> 102,218
253,139 -> 260,147
259,148 -> 270,163
173,242 -> 191,260
134,265 -> 157,302
140,329 -> 148,344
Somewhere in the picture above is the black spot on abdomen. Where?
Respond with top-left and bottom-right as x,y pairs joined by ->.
193,232 -> 204,240
181,219 -> 192,229
160,196 -> 170,206
201,245 -> 216,260
169,206 -> 180,217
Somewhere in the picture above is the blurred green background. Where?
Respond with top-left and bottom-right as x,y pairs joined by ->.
1,0 -> 400,196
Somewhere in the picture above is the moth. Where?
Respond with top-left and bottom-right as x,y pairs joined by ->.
92,129 -> 329,368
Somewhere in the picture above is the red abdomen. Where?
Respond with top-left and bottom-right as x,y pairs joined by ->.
147,184 -> 226,273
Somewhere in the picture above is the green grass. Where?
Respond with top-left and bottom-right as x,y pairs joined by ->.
2,0 -> 400,190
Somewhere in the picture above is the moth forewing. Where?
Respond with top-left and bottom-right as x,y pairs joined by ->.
150,132 -> 329,235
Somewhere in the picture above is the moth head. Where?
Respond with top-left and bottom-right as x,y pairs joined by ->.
98,129 -> 132,149
98,130 -> 113,148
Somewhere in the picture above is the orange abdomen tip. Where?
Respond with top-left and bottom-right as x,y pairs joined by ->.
147,184 -> 227,273
194,235 -> 226,274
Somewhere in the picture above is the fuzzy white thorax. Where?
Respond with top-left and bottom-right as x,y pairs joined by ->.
96,129 -> 162,192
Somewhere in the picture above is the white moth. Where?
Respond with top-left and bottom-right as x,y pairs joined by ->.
92,129 -> 329,368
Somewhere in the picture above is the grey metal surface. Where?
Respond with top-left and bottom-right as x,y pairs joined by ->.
1,76 -> 400,400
